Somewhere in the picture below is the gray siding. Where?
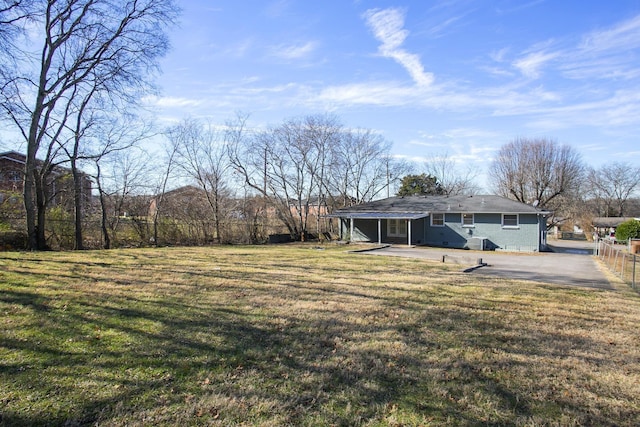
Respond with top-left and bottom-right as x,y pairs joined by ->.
342,212 -> 545,251
423,213 -> 467,248
472,213 -> 542,251
423,212 -> 544,251
411,219 -> 425,245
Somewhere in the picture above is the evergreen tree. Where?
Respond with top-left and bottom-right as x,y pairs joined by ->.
396,174 -> 443,196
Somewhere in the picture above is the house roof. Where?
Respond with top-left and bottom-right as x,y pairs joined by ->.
330,194 -> 551,219
0,151 -> 26,165
0,151 -> 91,181
592,217 -> 640,228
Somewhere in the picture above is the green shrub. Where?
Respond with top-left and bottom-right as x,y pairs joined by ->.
615,219 -> 640,242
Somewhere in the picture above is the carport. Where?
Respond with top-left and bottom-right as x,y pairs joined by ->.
333,212 -> 429,246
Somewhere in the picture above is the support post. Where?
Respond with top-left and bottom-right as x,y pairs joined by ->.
408,219 -> 412,246
377,219 -> 382,245
349,217 -> 354,242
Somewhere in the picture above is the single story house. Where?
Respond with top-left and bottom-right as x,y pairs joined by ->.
591,217 -> 640,237
330,194 -> 551,252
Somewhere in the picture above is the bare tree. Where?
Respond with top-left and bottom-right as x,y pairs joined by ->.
95,148 -> 153,248
0,0 -> 178,250
586,162 -> 640,217
424,153 -> 480,195
228,114 -> 340,239
327,128 -> 403,206
228,114 -> 409,239
168,118 -> 233,243
225,113 -> 274,242
90,115 -> 154,248
0,1 -> 35,70
151,138 -> 179,246
259,119 -> 320,239
489,138 -> 584,212
301,114 -> 341,237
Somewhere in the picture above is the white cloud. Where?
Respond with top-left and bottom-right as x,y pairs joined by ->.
315,76 -> 553,114
579,14 -> 640,53
411,129 -> 502,162
494,14 -> 640,84
143,95 -> 202,108
232,82 -> 302,95
440,128 -> 503,140
560,14 -> 640,81
363,8 -> 434,87
271,41 -> 318,60
490,47 -> 510,63
426,15 -> 465,38
512,50 -> 559,79
523,89 -> 640,130
318,81 -> 421,106
581,144 -> 608,152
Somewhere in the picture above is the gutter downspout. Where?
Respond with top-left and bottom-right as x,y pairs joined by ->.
537,214 -> 541,251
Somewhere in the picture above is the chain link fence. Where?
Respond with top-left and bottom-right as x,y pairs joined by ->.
597,239 -> 639,291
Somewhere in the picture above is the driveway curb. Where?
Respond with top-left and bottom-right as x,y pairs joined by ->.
462,262 -> 489,273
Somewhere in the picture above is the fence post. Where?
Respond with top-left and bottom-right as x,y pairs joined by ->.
633,253 -> 637,290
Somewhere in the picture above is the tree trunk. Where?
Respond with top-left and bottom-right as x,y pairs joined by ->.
100,193 -> 110,249
214,193 -> 221,243
23,154 -> 37,250
70,158 -> 84,249
34,173 -> 47,250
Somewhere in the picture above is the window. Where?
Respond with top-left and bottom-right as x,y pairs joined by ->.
462,213 -> 474,227
431,213 -> 444,227
502,214 -> 519,228
387,219 -> 407,237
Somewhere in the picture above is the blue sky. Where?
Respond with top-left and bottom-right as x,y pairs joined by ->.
149,0 -> 640,189
5,1 -> 639,190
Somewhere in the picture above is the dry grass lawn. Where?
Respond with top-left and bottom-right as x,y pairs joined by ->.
1,244 -> 639,426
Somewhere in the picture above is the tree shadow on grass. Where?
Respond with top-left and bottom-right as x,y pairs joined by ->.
1,254 -> 639,426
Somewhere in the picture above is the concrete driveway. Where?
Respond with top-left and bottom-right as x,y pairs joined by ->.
359,239 -> 612,289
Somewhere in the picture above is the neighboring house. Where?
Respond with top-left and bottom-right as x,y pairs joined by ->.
0,151 -> 26,193
592,217 -> 640,238
548,217 -> 585,239
0,151 -> 92,207
289,196 -> 330,219
330,194 -> 551,252
148,185 -> 209,219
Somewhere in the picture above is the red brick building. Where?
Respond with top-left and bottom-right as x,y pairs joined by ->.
0,151 -> 92,207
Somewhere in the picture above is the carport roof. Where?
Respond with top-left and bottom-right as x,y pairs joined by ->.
327,212 -> 429,220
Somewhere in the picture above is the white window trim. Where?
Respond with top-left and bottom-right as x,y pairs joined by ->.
462,213 -> 474,227
431,213 -> 445,227
502,213 -> 519,228
387,219 -> 407,237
